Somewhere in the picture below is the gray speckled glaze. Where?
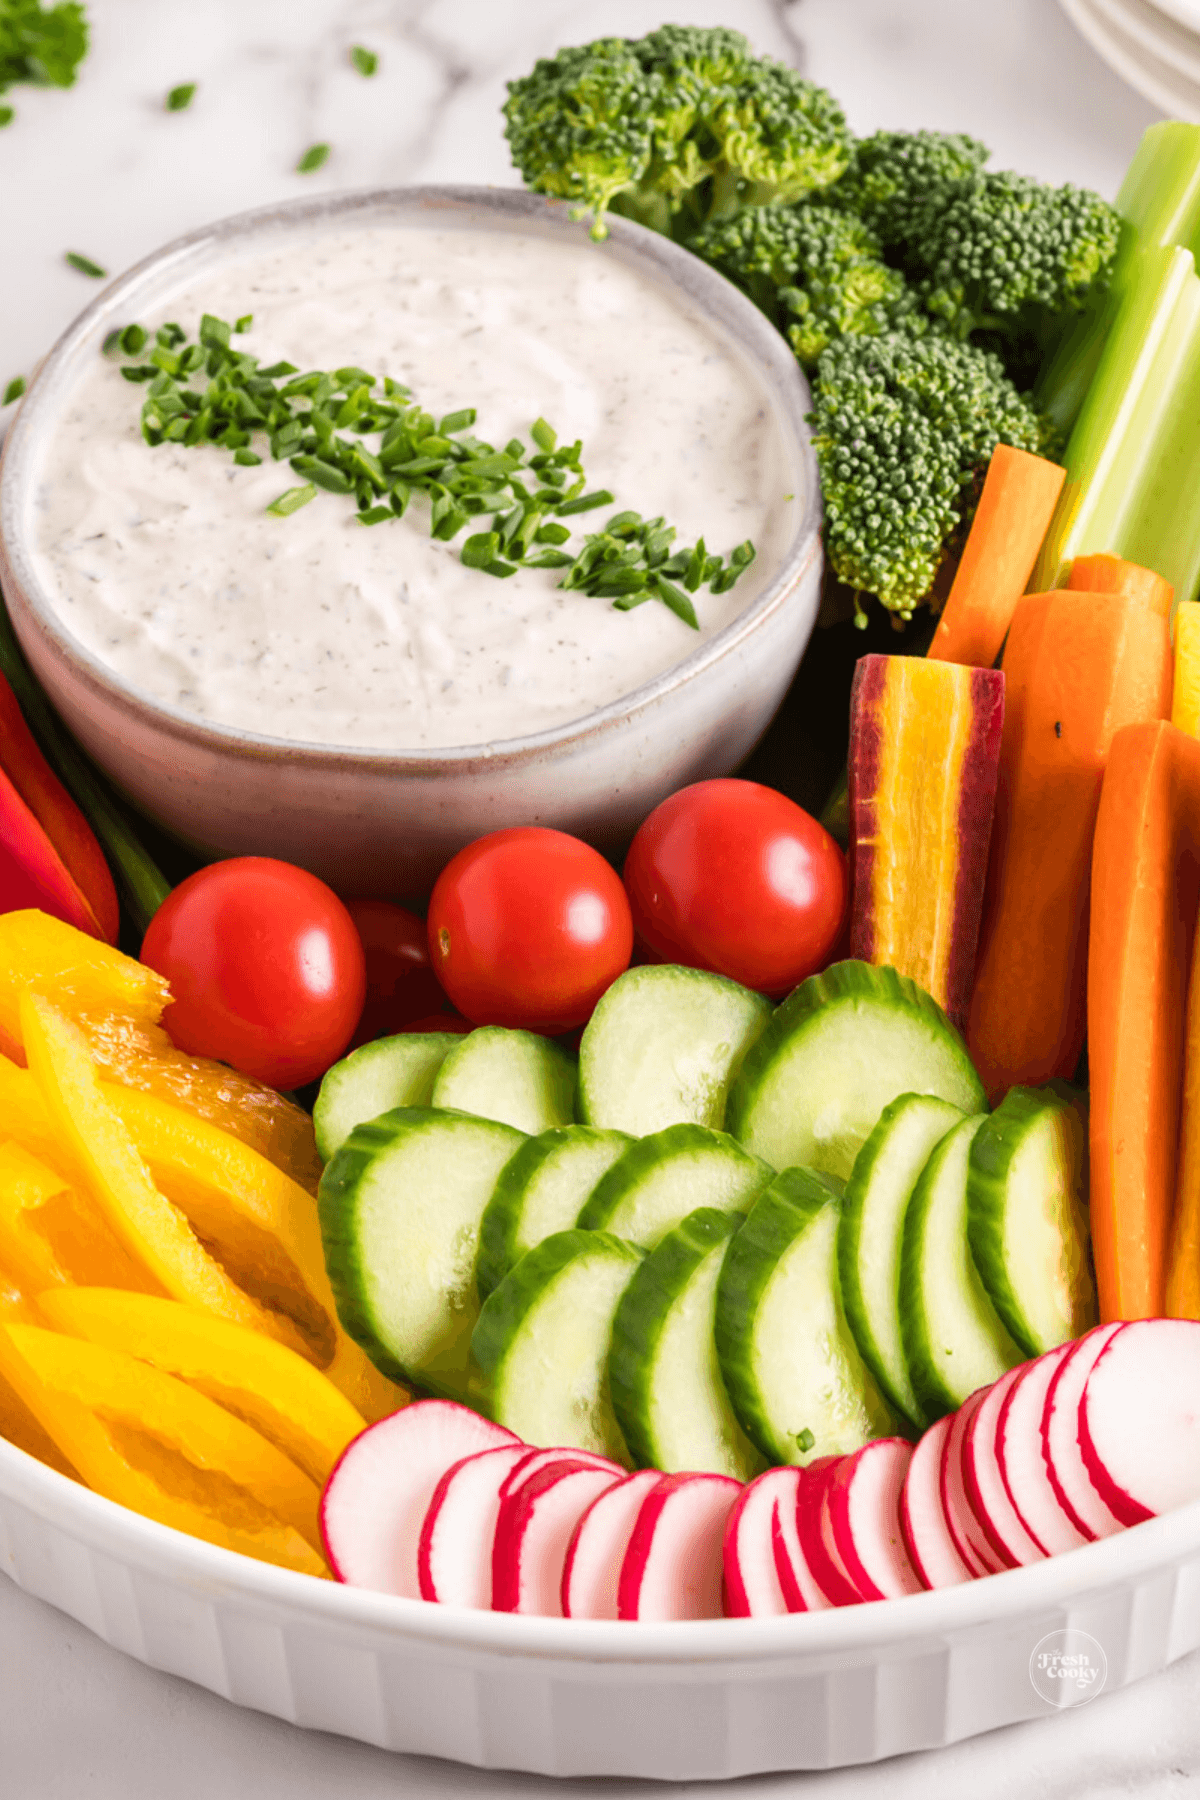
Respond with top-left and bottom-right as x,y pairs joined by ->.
0,186 -> 822,895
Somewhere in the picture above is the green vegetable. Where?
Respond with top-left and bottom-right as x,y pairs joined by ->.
65,250 -> 105,277
2,374 -> 25,405
296,142 -> 330,173
808,330 -> 1049,621
112,313 -> 754,623
165,82 -> 195,111
0,0 -> 87,123
831,129 -> 990,247
503,25 -> 851,241
350,44 -> 377,77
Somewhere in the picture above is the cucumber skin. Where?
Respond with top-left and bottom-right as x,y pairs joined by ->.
725,960 -> 985,1159
431,1026 -> 578,1132
576,1122 -> 773,1239
313,1032 -> 458,1162
967,1084 -> 1093,1357
471,1227 -> 644,1389
607,1207 -> 745,1472
838,1092 -> 962,1430
317,1104 -> 521,1394
476,1125 -> 631,1302
713,1166 -> 846,1464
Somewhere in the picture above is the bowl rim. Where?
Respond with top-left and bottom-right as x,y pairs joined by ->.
3,1426 -> 1195,1666
0,183 -> 821,772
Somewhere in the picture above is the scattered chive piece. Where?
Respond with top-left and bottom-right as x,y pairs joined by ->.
795,1427 -> 816,1453
296,142 -> 330,174
3,375 -> 25,405
66,252 -> 106,278
266,482 -> 317,517
350,45 -> 378,76
114,312 -> 754,622
0,106 -> 14,129
165,83 -> 196,111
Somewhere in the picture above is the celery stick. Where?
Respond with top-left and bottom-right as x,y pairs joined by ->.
1032,245 -> 1200,606
1036,122 -> 1200,438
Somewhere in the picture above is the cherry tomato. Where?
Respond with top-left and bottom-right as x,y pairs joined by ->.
427,827 -> 633,1033
622,779 -> 847,997
140,857 -> 367,1089
344,899 -> 450,1048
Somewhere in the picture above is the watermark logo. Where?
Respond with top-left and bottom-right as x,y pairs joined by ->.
1029,1629 -> 1108,1707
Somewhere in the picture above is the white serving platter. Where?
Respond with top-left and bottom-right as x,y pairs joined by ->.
4,1432 -> 1200,1779
1059,0 -> 1200,118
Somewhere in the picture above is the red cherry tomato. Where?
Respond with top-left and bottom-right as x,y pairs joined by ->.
427,827 -> 633,1033
622,779 -> 847,997
140,857 -> 367,1089
344,899 -> 450,1048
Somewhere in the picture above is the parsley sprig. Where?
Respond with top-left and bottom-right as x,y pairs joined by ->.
108,312 -> 755,626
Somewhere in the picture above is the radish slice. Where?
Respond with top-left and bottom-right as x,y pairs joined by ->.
320,1399 -> 519,1596
498,1445 -> 623,1491
618,1472 -> 742,1620
940,1391 -> 1006,1575
1043,1324 -> 1124,1541
722,1467 -> 800,1617
828,1439 -> 923,1600
418,1444 -> 535,1606
770,1470 -> 833,1612
900,1415 -> 972,1588
962,1364 -> 1046,1567
562,1470 -> 661,1619
795,1456 -> 861,1604
1080,1318 -> 1200,1525
995,1344 -> 1088,1554
493,1458 -> 623,1615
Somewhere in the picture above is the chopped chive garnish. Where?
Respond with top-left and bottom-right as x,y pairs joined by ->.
2,376 -> 25,406
296,142 -> 331,174
350,45 -> 378,76
66,252 -> 106,278
165,83 -> 196,111
113,312 -> 754,622
266,483 -> 317,517
0,106 -> 13,129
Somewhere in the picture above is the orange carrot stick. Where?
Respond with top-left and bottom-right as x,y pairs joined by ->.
1090,721 -> 1200,1322
1067,552 -> 1174,619
927,445 -> 1066,669
967,591 -> 1173,1100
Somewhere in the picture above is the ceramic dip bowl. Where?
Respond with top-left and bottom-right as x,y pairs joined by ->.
0,185 -> 822,895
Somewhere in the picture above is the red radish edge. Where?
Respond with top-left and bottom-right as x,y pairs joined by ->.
563,1471 -> 662,1620
828,1439 -> 922,1600
940,1391 -> 1006,1575
492,1458 -> 623,1616
722,1468 -> 797,1618
417,1444 -> 535,1606
319,1399 -> 518,1597
962,1365 -> 1046,1566
1042,1324 -> 1125,1541
618,1472 -> 741,1621
1079,1318 -> 1200,1526
995,1345 -> 1088,1556
795,1457 -> 862,1605
900,1414 -> 971,1589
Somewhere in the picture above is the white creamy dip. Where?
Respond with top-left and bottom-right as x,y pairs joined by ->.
31,220 -> 795,751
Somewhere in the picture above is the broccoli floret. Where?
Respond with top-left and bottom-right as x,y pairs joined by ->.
914,170 -> 1123,340
503,26 -> 851,240
689,203 -> 917,366
831,129 -> 990,245
808,331 -> 1051,620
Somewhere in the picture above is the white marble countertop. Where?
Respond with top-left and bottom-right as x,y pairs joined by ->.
1,0 -> 1196,1792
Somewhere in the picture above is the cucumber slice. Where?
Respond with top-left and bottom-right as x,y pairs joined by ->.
967,1085 -> 1096,1357
714,1168 -> 896,1465
318,1106 -> 524,1395
313,1033 -> 460,1162
726,960 -> 985,1180
578,964 -> 772,1136
608,1207 -> 766,1480
576,1122 -> 774,1250
476,1125 -> 632,1301
899,1113 -> 1022,1417
839,1093 -> 964,1429
430,1026 -> 576,1134
472,1228 -> 643,1461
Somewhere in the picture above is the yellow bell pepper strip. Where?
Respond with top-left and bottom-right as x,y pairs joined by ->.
21,991 -> 315,1358
0,1039 -> 405,1422
0,1276 -> 78,1476
0,1140 -> 155,1294
0,1322 -> 327,1574
38,1288 -> 366,1486
0,910 -> 321,1192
